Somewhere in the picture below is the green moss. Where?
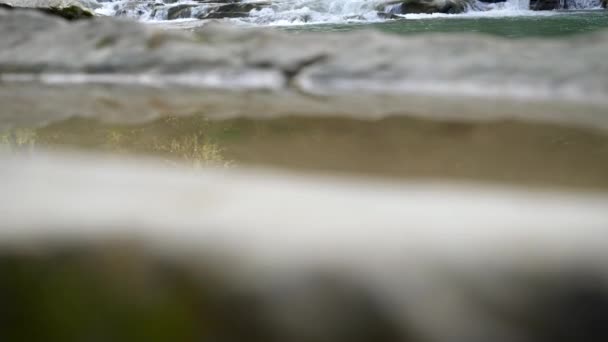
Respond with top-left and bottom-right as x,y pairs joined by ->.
0,244 -> 261,342
10,115 -> 608,190
0,128 -> 37,153
44,5 -> 94,21
0,4 -> 94,20
28,115 -> 233,168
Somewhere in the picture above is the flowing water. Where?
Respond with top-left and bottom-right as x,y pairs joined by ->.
97,0 -> 607,35
281,10 -> 608,37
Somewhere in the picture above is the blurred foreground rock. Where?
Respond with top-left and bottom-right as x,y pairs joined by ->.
1,9 -> 608,132
2,8 -> 608,342
1,151 -> 608,342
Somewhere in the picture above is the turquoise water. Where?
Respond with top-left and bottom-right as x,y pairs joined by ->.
280,10 -> 608,38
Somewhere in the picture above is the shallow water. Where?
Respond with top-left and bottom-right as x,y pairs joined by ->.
280,10 -> 608,37
99,0 -> 608,38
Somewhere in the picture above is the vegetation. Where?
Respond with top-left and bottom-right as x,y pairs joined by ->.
0,244 -> 268,342
0,128 -> 37,153
1,115 -> 233,169
2,115 -> 608,190
0,4 -> 94,20
45,5 -> 94,20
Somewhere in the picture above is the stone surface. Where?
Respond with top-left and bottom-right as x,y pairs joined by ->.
402,0 -> 470,14
530,0 -> 561,10
0,0 -> 98,8
379,0 -> 472,14
1,150 -> 608,342
1,10 -> 608,131
166,3 -> 196,20
0,0 -> 95,19
1,8 -> 608,342
196,2 -> 271,19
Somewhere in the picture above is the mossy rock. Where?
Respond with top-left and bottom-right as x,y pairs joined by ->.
167,4 -> 197,20
0,243 -> 409,342
0,244 -> 272,342
43,5 -> 93,20
196,2 -> 270,19
0,3 -> 94,20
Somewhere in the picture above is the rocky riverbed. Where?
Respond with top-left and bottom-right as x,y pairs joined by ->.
2,9 -> 608,131
2,6 -> 608,342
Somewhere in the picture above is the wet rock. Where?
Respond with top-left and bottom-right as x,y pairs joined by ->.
193,0 -> 241,3
196,2 -> 270,19
379,0 -> 471,14
375,11 -> 401,19
0,0 -> 95,19
1,0 -> 99,8
151,1 -> 269,20
530,0 -> 560,10
167,3 -> 197,20
404,0 -> 469,14
42,4 -> 94,19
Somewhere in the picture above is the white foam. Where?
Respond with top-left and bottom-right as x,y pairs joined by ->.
230,0 -> 559,26
395,8 -> 555,20
92,0 -> 603,26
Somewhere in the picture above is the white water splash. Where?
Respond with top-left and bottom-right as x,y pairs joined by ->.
247,0 -> 388,25
93,0 -> 599,26
514,0 -> 531,9
565,0 -> 602,8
